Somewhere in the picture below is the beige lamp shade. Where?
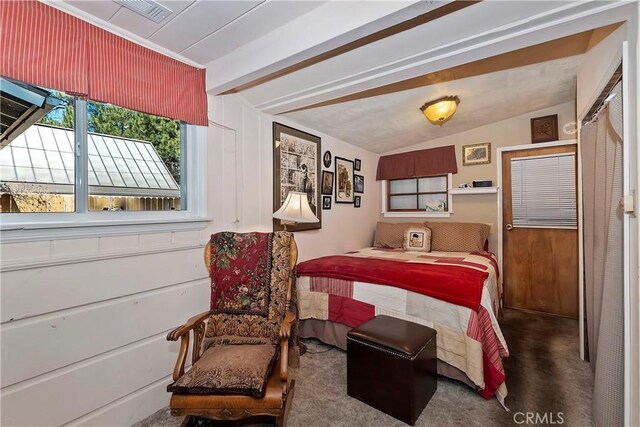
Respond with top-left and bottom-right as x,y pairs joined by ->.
273,191 -> 319,224
420,96 -> 460,125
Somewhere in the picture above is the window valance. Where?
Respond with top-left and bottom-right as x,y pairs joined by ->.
376,145 -> 458,180
0,1 -> 208,126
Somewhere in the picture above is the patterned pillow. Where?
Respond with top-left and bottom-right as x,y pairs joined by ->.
403,227 -> 431,252
426,222 -> 491,252
374,221 -> 426,248
167,344 -> 279,398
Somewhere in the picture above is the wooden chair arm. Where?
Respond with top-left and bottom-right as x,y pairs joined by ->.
279,310 -> 296,340
166,311 -> 210,341
166,311 -> 210,381
279,310 -> 296,386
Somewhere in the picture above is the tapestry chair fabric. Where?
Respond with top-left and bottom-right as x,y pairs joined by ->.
166,231 -> 299,427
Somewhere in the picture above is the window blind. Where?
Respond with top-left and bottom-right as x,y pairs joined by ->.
511,153 -> 577,228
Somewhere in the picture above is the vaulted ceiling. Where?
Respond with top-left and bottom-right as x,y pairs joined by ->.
53,0 -> 630,153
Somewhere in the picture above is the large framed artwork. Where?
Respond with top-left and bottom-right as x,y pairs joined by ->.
335,157 -> 354,203
273,123 -> 321,231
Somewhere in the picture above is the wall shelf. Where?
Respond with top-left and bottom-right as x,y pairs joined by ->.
449,187 -> 499,195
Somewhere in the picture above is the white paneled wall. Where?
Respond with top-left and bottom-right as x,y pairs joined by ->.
0,232 -> 211,426
0,93 -> 381,426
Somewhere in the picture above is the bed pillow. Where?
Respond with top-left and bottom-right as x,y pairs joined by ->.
403,227 -> 432,252
374,221 -> 426,248
426,222 -> 490,252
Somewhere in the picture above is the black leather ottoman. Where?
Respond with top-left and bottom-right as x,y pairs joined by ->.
347,315 -> 437,425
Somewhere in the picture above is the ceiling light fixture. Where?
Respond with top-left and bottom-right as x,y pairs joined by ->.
420,95 -> 460,126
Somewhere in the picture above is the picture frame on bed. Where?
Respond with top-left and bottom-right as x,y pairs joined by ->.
273,122 -> 321,231
335,157 -> 354,203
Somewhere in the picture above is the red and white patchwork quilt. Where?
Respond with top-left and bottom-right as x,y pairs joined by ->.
297,247 -> 508,403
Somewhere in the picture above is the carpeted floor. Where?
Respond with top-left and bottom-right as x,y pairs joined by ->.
135,309 -> 592,427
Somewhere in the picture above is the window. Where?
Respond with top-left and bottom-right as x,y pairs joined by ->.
511,153 -> 577,228
387,175 -> 449,212
0,77 -> 206,241
1,78 -> 187,213
380,174 -> 453,218
1,79 -> 75,212
85,100 -> 184,212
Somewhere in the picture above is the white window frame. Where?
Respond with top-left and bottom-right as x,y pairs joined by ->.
380,173 -> 454,218
0,99 -> 209,243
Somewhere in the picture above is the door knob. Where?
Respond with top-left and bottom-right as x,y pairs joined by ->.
505,224 -> 513,231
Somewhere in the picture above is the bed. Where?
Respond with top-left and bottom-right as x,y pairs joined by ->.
296,222 -> 509,405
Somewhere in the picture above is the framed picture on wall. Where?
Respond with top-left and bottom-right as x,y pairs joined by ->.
323,151 -> 332,168
462,142 -> 491,166
273,122 -> 321,231
354,196 -> 361,208
354,174 -> 364,193
323,196 -> 332,210
354,158 -> 362,171
334,157 -> 354,203
321,170 -> 334,195
530,114 -> 559,143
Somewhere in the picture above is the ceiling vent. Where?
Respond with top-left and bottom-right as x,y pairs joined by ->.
114,0 -> 173,24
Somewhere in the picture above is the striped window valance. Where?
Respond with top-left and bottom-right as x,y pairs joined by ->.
0,1 -> 208,126
376,145 -> 458,180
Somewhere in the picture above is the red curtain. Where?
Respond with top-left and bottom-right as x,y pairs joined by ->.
376,145 -> 458,180
1,1 -> 90,96
0,1 -> 208,126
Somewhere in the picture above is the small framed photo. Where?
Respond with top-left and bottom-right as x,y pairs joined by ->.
354,158 -> 362,171
321,170 -> 334,195
462,142 -> 491,166
530,114 -> 558,143
322,196 -> 332,210
335,157 -> 354,203
323,150 -> 332,168
354,174 -> 364,193
354,196 -> 361,208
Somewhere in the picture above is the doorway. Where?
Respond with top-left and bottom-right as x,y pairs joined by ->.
501,143 -> 579,318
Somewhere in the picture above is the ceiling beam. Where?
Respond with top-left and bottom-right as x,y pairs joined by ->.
205,1 -> 466,95
253,1 -> 634,115
285,24 -> 622,113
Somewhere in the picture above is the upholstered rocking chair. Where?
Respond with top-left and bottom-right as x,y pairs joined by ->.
166,231 -> 299,426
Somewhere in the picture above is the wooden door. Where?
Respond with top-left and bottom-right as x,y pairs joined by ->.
502,144 -> 578,318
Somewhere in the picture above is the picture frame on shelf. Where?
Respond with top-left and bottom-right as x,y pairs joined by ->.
334,157 -> 354,203
323,196 -> 332,210
273,122 -> 321,231
462,142 -> 491,166
530,114 -> 558,143
354,174 -> 364,193
354,196 -> 361,208
321,170 -> 334,195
